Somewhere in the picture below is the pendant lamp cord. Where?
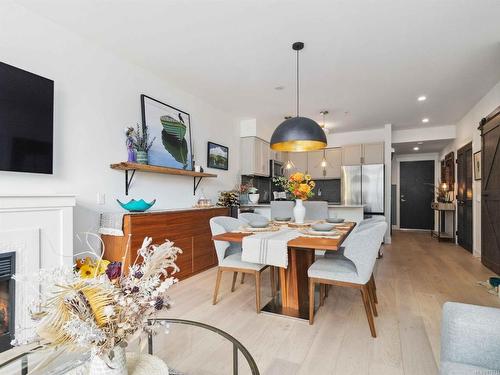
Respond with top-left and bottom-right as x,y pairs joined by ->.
296,49 -> 299,117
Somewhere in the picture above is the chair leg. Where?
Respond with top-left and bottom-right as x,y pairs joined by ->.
320,284 -> 326,306
213,268 -> 223,305
255,272 -> 261,314
367,282 -> 378,317
370,274 -> 378,304
231,272 -> 238,292
270,267 -> 276,297
325,284 -> 329,298
361,285 -> 376,338
309,279 -> 315,325
241,273 -> 245,284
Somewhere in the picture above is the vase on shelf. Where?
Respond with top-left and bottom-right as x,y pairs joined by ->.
127,148 -> 136,163
293,199 -> 306,224
248,193 -> 260,204
136,150 -> 148,165
89,346 -> 128,375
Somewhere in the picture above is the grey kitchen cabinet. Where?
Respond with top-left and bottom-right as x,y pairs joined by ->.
341,143 -> 384,165
362,142 -> 384,164
341,144 -> 363,165
307,148 -> 341,179
240,137 -> 270,176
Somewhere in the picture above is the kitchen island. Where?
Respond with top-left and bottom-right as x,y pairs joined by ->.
240,203 -> 365,223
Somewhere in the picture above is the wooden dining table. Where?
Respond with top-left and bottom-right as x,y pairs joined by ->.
212,222 -> 356,319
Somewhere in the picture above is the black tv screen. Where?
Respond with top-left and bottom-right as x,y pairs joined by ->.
0,61 -> 54,174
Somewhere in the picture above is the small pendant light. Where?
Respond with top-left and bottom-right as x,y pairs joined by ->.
271,42 -> 327,152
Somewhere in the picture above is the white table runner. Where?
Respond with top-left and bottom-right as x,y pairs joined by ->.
242,228 -> 300,268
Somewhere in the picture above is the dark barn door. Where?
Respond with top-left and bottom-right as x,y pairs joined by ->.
457,143 -> 473,252
480,106 -> 500,274
400,160 -> 435,230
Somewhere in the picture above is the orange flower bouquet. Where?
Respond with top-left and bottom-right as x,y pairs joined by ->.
288,172 -> 315,200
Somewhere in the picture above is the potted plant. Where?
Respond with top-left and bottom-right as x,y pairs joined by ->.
216,190 -> 240,217
248,187 -> 260,204
288,172 -> 315,224
129,124 -> 155,165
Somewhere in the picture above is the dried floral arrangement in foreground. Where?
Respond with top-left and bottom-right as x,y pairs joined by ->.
13,235 -> 181,362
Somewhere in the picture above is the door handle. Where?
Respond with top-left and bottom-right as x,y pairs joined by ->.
401,199 -> 406,202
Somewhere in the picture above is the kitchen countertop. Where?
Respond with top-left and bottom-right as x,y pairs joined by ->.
241,203 -> 366,208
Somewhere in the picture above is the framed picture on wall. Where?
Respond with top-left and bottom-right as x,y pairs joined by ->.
207,142 -> 228,170
141,94 -> 193,170
474,151 -> 481,180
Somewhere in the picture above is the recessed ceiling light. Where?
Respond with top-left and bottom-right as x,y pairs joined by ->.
422,118 -> 429,123
413,146 -> 420,151
417,141 -> 424,145
418,95 -> 427,102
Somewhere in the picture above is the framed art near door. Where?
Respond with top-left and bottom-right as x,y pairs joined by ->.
207,142 -> 228,170
141,94 -> 193,170
473,151 -> 481,180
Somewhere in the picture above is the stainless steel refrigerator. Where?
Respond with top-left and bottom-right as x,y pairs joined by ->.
341,164 -> 384,215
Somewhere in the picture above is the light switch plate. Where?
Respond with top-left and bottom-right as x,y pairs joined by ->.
97,192 -> 106,205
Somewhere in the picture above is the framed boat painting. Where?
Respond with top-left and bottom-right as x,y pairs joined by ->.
141,94 -> 193,170
207,141 -> 229,170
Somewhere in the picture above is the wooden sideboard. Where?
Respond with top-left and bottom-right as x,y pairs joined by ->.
101,207 -> 229,280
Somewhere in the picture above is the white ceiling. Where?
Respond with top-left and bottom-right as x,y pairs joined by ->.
18,0 -> 500,133
392,139 -> 452,155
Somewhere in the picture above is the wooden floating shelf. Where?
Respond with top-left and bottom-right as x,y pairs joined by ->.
110,162 -> 217,195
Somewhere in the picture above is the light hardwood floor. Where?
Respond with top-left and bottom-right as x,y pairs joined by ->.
155,230 -> 500,375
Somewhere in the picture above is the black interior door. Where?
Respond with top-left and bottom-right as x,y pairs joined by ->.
457,143 -> 473,252
480,107 -> 500,274
400,160 -> 435,229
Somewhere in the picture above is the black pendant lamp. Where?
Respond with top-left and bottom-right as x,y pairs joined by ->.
270,42 -> 327,152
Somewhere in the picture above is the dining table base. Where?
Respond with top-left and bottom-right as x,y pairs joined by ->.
261,247 -> 319,320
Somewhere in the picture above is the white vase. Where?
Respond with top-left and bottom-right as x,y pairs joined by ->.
89,346 -> 128,375
248,193 -> 260,204
293,199 -> 306,224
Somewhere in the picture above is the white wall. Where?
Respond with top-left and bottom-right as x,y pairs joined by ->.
439,80 -> 500,257
0,3 -> 240,250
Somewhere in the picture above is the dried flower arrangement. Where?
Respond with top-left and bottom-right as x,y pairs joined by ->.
12,236 -> 181,363
126,124 -> 156,152
216,190 -> 240,207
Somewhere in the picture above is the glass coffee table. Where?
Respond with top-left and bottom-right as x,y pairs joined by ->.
0,319 -> 260,375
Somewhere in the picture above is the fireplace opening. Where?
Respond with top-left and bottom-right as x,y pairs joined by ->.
0,252 -> 15,353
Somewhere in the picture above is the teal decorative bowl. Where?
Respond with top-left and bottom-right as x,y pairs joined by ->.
117,199 -> 156,212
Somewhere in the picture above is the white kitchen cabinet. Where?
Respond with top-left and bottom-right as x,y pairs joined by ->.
240,137 -> 270,176
271,150 -> 287,163
325,148 -> 342,178
362,142 -> 384,164
341,144 -> 363,165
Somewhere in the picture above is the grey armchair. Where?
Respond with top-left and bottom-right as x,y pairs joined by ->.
440,302 -> 500,374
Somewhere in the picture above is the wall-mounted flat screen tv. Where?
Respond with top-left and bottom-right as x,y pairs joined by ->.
0,61 -> 54,174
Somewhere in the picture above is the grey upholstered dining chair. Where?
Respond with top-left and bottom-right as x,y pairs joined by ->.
440,302 -> 500,374
238,212 -> 268,224
209,216 -> 276,313
303,201 -> 328,221
270,201 -> 294,220
308,222 -> 387,337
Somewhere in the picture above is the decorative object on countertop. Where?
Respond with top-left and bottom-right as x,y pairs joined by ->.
125,127 -> 136,163
270,42 -> 327,152
207,141 -> 229,170
238,183 -> 251,204
141,95 -> 193,171
128,123 -> 156,165
195,190 -> 213,208
12,234 -> 181,374
216,190 -> 240,217
117,198 -> 156,212
248,187 -> 260,204
288,172 -> 315,224
429,181 -> 453,203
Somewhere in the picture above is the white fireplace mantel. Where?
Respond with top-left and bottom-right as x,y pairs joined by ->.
0,194 -> 76,342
